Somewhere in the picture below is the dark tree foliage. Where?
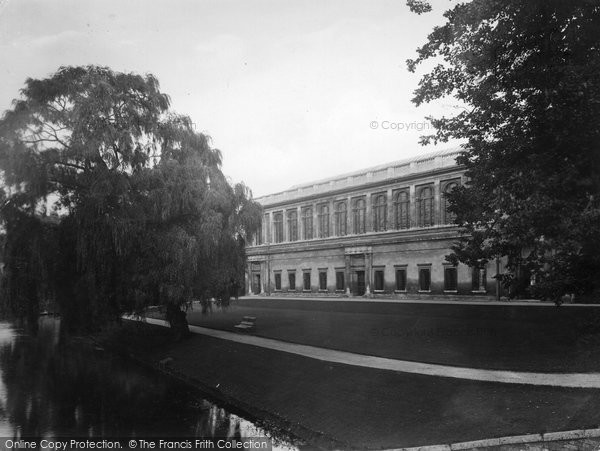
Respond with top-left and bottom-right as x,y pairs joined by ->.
408,1 -> 600,303
0,66 -> 262,335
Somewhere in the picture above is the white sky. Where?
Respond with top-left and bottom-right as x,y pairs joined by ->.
0,0 -> 461,197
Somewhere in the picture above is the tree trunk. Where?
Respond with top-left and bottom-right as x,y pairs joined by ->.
165,303 -> 190,341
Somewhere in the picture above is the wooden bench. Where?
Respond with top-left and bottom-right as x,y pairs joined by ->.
234,316 -> 257,332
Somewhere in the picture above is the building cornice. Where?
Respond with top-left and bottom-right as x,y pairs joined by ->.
247,225 -> 461,256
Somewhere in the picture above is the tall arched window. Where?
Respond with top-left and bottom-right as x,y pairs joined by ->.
417,186 -> 434,227
373,194 -> 387,232
335,201 -> 347,236
255,222 -> 263,245
353,198 -> 366,234
318,204 -> 329,238
287,209 -> 298,241
443,182 -> 459,224
273,212 -> 284,243
301,207 -> 313,240
393,190 -> 410,229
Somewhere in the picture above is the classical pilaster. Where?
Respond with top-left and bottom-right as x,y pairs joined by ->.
387,188 -> 393,230
365,252 -> 372,296
409,184 -> 417,228
294,206 -> 300,241
312,202 -> 317,239
345,254 -> 351,295
347,197 -> 352,235
366,193 -> 373,233
299,206 -> 305,240
328,198 -> 334,237
434,178 -> 441,226
265,212 -> 272,244
246,262 -> 252,295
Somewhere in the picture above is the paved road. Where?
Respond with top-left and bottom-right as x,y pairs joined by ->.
137,316 -> 600,389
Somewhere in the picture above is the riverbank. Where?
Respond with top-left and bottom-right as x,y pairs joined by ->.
0,317 -> 293,446
106,320 -> 600,450
99,321 -> 333,449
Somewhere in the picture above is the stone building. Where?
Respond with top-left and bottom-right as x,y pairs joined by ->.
245,148 -> 497,298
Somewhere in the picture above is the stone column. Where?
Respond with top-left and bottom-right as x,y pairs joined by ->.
328,198 -> 334,237
246,262 -> 252,295
265,212 -> 272,244
479,268 -> 487,291
312,202 -> 317,239
365,252 -> 372,296
434,179 -> 441,226
345,254 -> 351,296
409,184 -> 417,228
260,261 -> 265,294
295,206 -> 300,241
366,193 -> 373,233
347,197 -> 352,235
387,188 -> 393,230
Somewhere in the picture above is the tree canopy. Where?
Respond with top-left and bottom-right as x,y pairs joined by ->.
408,1 -> 600,302
0,66 -> 262,334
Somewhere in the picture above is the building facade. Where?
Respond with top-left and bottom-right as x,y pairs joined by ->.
246,148 -> 497,298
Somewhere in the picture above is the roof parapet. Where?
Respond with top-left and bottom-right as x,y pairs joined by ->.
256,147 -> 461,206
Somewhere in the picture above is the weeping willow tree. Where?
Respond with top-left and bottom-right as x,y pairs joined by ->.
0,66 -> 262,336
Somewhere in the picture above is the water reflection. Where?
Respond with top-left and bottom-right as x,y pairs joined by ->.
0,318 -> 297,450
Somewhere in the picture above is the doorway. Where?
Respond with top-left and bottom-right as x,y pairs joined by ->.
353,270 -> 366,296
252,273 -> 261,294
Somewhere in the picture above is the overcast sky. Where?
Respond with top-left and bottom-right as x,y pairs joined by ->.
0,0 -> 460,197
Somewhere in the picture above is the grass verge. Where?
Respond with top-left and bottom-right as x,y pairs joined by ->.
184,298 -> 600,372
107,319 -> 600,449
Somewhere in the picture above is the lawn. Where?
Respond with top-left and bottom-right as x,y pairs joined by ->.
115,321 -> 600,450
183,298 -> 600,372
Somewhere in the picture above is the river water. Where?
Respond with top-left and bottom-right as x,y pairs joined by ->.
0,318 -> 298,450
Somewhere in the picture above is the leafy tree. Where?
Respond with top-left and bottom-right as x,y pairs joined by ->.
408,0 -> 600,303
0,66 -> 261,335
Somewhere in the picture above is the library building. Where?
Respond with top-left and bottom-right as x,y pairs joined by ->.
245,148 -> 499,299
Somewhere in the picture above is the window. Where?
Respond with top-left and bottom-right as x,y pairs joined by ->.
319,271 -> 327,290
288,272 -> 296,290
444,266 -> 458,291
373,194 -> 387,232
417,186 -> 434,227
393,190 -> 410,230
287,209 -> 298,241
301,207 -> 313,240
418,267 -> 431,291
395,268 -> 407,291
472,267 -> 487,292
273,212 -> 284,243
335,201 -> 347,236
274,272 -> 282,290
336,271 -> 345,291
318,204 -> 330,238
443,182 -> 459,224
255,222 -> 263,245
374,270 -> 384,291
353,198 -> 366,234
303,272 -> 311,291
263,213 -> 269,243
